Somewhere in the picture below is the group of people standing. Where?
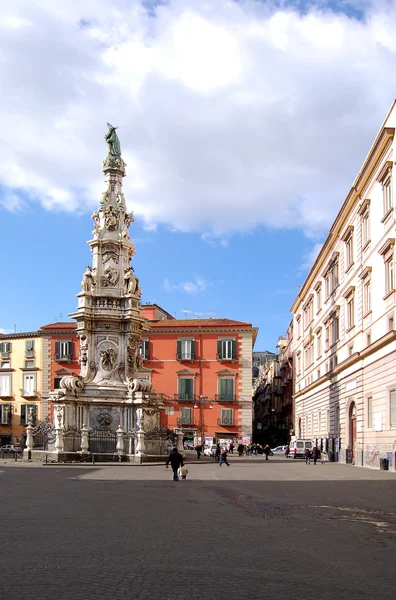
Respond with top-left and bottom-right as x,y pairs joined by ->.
305,446 -> 328,465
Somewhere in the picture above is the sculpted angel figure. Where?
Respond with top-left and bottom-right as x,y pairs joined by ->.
81,266 -> 94,293
100,347 -> 117,372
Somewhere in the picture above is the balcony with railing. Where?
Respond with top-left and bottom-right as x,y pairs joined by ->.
177,417 -> 198,427
173,393 -> 198,403
215,394 -> 237,403
217,418 -> 236,427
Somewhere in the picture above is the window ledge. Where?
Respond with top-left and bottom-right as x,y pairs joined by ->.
346,325 -> 355,333
363,310 -> 372,319
345,262 -> 354,274
362,240 -> 371,252
381,207 -> 394,224
383,289 -> 396,301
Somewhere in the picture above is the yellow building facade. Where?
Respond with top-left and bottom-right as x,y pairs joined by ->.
0,331 -> 43,446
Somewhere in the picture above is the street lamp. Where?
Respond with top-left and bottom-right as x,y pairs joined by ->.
194,396 -> 213,445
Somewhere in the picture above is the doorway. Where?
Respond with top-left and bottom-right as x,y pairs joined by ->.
349,402 -> 356,460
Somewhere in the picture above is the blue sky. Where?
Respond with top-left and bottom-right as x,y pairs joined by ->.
1,0 -> 396,350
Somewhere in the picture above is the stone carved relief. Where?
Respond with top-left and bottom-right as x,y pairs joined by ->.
101,265 -> 119,287
81,266 -> 96,293
121,212 -> 134,239
53,405 -> 65,429
60,375 -> 85,394
104,206 -> 119,231
126,378 -> 153,393
102,245 -> 120,265
99,347 -> 117,372
123,267 -> 141,297
92,211 -> 100,236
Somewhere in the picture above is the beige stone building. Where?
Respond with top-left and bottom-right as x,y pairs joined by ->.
0,331 -> 43,445
291,101 -> 396,469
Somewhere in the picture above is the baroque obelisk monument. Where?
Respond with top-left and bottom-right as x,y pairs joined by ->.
49,124 -> 163,460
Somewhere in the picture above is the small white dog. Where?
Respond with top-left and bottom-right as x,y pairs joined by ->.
178,465 -> 188,480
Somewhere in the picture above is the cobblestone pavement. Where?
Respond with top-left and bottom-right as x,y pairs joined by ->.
1,458 -> 396,600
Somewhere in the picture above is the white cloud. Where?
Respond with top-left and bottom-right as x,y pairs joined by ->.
299,242 -> 324,272
164,274 -> 208,294
1,1 -> 396,237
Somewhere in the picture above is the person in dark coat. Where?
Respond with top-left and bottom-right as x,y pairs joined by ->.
237,443 -> 244,457
263,444 -> 271,460
214,443 -> 221,461
312,446 -> 319,465
195,444 -> 202,459
166,447 -> 184,481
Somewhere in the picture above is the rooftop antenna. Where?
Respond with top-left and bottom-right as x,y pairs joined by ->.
180,309 -> 194,319
14,324 -> 16,333
207,311 -> 215,319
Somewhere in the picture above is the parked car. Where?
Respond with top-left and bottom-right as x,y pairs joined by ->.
271,445 -> 287,453
0,445 -> 21,454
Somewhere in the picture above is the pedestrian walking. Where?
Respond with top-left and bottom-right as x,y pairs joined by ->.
229,442 -> 234,454
219,448 -> 230,467
284,444 -> 290,458
166,447 -> 184,481
305,448 -> 311,465
214,443 -> 221,461
321,450 -> 328,465
195,444 -> 202,459
312,446 -> 319,465
263,444 -> 271,461
237,443 -> 244,457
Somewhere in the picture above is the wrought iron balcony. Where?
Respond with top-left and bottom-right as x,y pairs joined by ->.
217,418 -> 236,427
176,353 -> 196,361
177,418 -> 197,426
215,394 -> 237,403
55,354 -> 73,361
173,394 -> 197,403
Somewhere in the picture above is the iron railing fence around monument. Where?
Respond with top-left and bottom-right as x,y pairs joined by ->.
88,428 -> 117,454
63,427 -> 81,453
32,419 -> 56,451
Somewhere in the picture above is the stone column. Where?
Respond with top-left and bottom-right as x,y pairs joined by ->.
25,423 -> 34,453
80,424 -> 89,453
176,430 -> 184,454
55,428 -> 64,453
116,425 -> 125,455
136,430 -> 145,457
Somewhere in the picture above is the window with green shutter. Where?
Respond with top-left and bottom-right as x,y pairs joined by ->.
25,340 -> 35,357
55,340 -> 73,360
178,378 -> 193,400
179,407 -> 193,424
140,339 -> 150,360
217,339 -> 237,360
0,342 -> 11,357
219,378 -> 234,401
0,403 -> 11,424
20,404 -> 37,425
220,408 -> 234,426
177,339 -> 196,360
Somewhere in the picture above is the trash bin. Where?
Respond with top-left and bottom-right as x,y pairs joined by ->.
379,458 -> 389,471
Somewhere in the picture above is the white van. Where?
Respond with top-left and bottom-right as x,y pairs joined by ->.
288,439 -> 314,459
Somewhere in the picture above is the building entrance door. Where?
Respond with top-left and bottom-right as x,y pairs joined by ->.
349,402 -> 356,461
